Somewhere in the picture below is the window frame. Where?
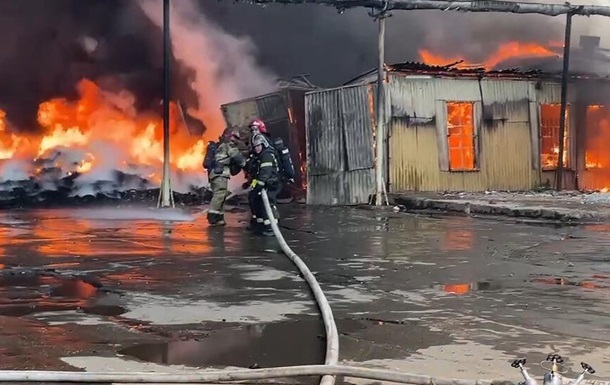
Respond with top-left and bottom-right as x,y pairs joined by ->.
435,100 -> 481,172
538,103 -> 573,171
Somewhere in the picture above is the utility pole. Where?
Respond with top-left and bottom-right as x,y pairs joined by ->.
158,0 -> 175,208
372,2 -> 390,206
555,12 -> 573,191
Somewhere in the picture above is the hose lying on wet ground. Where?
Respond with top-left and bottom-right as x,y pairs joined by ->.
1,365 -> 608,385
260,189 -> 339,385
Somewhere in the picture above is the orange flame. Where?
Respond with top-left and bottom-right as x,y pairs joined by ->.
419,41 -> 559,70
0,78 -> 217,183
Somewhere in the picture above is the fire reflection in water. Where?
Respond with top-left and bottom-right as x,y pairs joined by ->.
441,228 -> 474,251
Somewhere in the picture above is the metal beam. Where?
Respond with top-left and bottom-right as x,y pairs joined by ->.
236,0 -> 610,17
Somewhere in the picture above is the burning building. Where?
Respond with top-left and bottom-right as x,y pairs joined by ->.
304,36 -> 610,205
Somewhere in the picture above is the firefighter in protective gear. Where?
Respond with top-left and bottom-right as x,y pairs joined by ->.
249,134 -> 281,236
243,118 -> 272,191
249,119 -> 271,148
207,129 -> 246,226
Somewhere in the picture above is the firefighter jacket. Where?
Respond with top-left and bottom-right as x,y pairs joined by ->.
251,147 -> 280,189
209,141 -> 246,180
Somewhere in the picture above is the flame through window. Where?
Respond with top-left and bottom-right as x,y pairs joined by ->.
446,102 -> 476,171
540,104 -> 570,170
585,105 -> 608,170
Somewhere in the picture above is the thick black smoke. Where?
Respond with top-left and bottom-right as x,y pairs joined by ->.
0,0 -> 601,132
200,1 -> 565,85
0,0 -> 203,132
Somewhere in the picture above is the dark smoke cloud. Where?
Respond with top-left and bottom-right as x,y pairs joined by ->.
0,0 -> 594,132
0,0 -> 172,131
200,1 -> 565,86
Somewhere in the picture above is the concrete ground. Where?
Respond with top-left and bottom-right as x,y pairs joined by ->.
394,191 -> 610,223
0,204 -> 609,384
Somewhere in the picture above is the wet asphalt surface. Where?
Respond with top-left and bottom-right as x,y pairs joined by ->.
0,204 -> 609,383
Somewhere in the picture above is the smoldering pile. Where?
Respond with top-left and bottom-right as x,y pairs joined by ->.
0,166 -> 213,209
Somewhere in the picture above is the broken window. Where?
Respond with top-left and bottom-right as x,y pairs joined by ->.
540,104 -> 570,170
585,105 -> 609,170
446,102 -> 476,171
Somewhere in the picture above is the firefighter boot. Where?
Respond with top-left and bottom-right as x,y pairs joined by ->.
207,212 -> 226,227
261,225 -> 275,237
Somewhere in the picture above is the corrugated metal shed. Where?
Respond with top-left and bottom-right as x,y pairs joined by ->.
305,85 -> 375,205
305,61 -> 610,199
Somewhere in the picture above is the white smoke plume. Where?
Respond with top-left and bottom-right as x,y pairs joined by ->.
138,0 -> 277,132
137,0 -> 278,193
0,0 -> 279,201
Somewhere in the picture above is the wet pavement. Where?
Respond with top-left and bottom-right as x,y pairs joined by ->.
0,205 -> 609,383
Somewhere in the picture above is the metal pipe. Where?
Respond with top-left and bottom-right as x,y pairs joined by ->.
261,190 -> 339,385
231,0 -> 610,17
375,12 -> 386,206
158,0 -> 174,208
0,365 -> 608,385
555,12 -> 573,191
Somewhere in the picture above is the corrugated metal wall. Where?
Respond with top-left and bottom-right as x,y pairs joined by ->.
388,75 -> 538,192
305,85 -> 375,205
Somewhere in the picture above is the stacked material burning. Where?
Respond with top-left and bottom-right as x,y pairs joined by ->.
0,0 -> 276,207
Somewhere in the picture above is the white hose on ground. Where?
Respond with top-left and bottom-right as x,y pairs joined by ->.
261,189 -> 339,385
0,365 -> 606,385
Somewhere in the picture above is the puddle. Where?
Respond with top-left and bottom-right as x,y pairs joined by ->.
0,270 -> 125,317
530,275 -> 610,290
120,319 -> 331,369
432,280 -> 502,295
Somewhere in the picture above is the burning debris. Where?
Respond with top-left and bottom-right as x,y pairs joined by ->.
420,40 -> 562,70
0,79 -> 220,208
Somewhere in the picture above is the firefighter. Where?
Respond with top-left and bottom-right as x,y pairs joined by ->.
249,134 -> 281,236
207,128 -> 246,226
244,119 -> 272,227
249,119 -> 272,149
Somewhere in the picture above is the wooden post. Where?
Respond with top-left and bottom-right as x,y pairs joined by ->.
556,12 -> 573,191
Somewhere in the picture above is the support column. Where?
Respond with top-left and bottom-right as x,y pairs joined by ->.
373,2 -> 390,206
158,0 -> 175,208
556,12 -> 573,191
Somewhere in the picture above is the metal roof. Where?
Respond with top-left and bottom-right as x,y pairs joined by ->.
344,60 -> 610,85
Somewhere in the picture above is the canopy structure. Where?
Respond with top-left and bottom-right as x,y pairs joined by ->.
233,0 -> 610,17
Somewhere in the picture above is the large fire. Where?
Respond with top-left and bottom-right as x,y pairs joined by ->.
0,79 -> 215,189
419,41 -> 560,70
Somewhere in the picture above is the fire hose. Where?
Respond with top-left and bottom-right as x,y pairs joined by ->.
0,363 -> 606,384
260,189 -> 339,385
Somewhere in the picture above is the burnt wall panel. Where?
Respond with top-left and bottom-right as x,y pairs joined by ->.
308,169 -> 374,205
306,89 -> 344,177
256,93 -> 288,123
338,86 -> 375,171
221,99 -> 260,130
388,76 -> 536,192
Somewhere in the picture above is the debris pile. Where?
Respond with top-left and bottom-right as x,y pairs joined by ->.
0,170 -> 213,208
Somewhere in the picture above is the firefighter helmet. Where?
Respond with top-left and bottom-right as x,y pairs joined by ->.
249,119 -> 267,134
251,133 -> 268,148
223,128 -> 241,141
